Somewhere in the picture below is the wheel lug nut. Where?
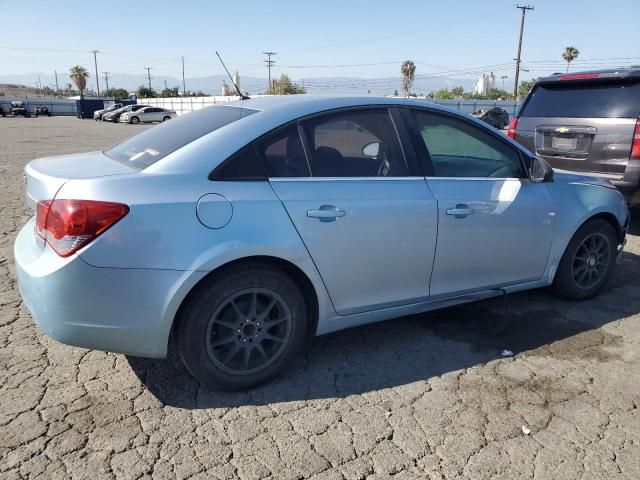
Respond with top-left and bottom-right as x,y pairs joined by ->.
242,338 -> 247,343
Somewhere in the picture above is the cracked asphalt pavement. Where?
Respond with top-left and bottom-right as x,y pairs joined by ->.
1,117 -> 639,479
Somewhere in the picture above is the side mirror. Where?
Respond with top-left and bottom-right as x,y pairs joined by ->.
530,156 -> 554,182
362,142 -> 380,158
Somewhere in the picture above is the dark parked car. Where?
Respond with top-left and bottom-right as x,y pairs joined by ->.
93,103 -> 123,120
11,101 -> 30,117
35,105 -> 51,117
509,68 -> 640,206
471,107 -> 509,129
102,104 -> 147,122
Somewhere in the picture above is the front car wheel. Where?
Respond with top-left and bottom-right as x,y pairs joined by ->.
552,219 -> 618,300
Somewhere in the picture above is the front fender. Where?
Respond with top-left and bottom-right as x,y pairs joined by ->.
544,181 -> 629,282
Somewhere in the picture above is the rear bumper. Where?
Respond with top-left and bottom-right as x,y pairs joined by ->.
611,161 -> 640,205
14,219 -> 188,358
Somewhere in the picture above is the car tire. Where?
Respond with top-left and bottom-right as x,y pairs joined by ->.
163,116 -> 171,122
552,219 -> 618,300
130,116 -> 140,124
177,263 -> 308,390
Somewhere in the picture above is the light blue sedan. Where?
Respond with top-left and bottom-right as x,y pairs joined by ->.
15,96 -> 630,390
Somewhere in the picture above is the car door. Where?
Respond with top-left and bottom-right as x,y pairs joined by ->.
404,108 -> 555,298
148,108 -> 162,122
262,107 -> 438,315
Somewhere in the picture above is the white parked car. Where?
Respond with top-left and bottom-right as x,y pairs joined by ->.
120,107 -> 176,124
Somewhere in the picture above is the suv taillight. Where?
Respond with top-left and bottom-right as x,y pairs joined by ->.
507,117 -> 519,139
36,199 -> 129,257
632,118 -> 640,160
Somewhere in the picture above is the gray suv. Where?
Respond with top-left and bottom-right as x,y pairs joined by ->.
509,69 -> 640,205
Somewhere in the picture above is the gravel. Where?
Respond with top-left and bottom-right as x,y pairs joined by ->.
1,116 -> 639,479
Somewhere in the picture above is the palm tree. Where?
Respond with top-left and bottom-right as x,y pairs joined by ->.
69,65 -> 90,99
400,60 -> 416,97
562,47 -> 580,73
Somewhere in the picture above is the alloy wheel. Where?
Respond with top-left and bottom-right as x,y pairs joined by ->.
571,232 -> 611,290
205,288 -> 292,375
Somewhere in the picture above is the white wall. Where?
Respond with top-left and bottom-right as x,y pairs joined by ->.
136,95 -> 242,116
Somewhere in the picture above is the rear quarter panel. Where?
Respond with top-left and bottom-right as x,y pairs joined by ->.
54,172 -> 334,328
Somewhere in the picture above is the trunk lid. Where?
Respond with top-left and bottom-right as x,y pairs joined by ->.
24,151 -> 137,212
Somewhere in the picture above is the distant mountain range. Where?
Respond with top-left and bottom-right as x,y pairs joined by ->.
0,73 -> 476,96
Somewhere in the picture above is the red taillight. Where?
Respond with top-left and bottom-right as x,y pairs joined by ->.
559,73 -> 600,80
507,117 -> 519,139
631,118 -> 640,160
35,199 -> 129,257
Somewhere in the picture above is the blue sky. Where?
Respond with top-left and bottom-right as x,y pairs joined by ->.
1,0 -> 639,86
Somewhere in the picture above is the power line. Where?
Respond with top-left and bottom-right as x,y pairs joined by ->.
92,50 -> 101,97
144,66 -> 152,90
263,51 -> 276,94
181,56 -> 186,95
513,4 -> 534,99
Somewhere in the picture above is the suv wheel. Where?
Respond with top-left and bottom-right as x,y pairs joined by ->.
177,263 -> 308,390
552,219 -> 618,300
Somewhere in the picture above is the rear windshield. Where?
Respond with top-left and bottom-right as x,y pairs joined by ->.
105,105 -> 257,169
521,80 -> 640,118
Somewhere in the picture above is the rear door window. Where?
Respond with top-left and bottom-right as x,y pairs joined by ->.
521,80 -> 640,118
301,109 -> 408,177
255,126 -> 310,177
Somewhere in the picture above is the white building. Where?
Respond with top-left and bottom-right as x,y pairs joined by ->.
473,72 -> 496,95
221,80 -> 230,96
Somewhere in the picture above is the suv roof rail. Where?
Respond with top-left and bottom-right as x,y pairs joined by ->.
535,68 -> 640,84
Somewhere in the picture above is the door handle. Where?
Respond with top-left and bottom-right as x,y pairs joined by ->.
307,205 -> 346,222
446,204 -> 474,218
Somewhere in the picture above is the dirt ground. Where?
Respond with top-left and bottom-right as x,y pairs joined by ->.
1,116 -> 639,480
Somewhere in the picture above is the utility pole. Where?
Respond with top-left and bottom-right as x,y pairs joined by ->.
513,5 -> 534,100
54,70 -> 59,95
144,67 -> 152,90
263,51 -> 276,94
181,56 -> 186,96
92,50 -> 101,97
500,75 -> 508,89
103,72 -> 110,92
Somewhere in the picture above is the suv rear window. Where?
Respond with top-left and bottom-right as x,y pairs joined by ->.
105,105 -> 257,169
521,80 -> 640,118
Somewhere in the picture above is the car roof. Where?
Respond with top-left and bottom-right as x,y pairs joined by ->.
147,95 -> 528,175
228,94 -> 460,113
535,68 -> 640,84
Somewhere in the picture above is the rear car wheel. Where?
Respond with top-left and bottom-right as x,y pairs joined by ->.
552,219 -> 618,300
130,116 -> 140,124
177,264 -> 308,390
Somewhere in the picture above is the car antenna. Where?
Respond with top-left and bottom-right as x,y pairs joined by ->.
215,51 -> 250,100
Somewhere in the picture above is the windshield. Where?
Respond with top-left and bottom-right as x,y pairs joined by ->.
521,80 -> 640,118
104,105 -> 258,169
